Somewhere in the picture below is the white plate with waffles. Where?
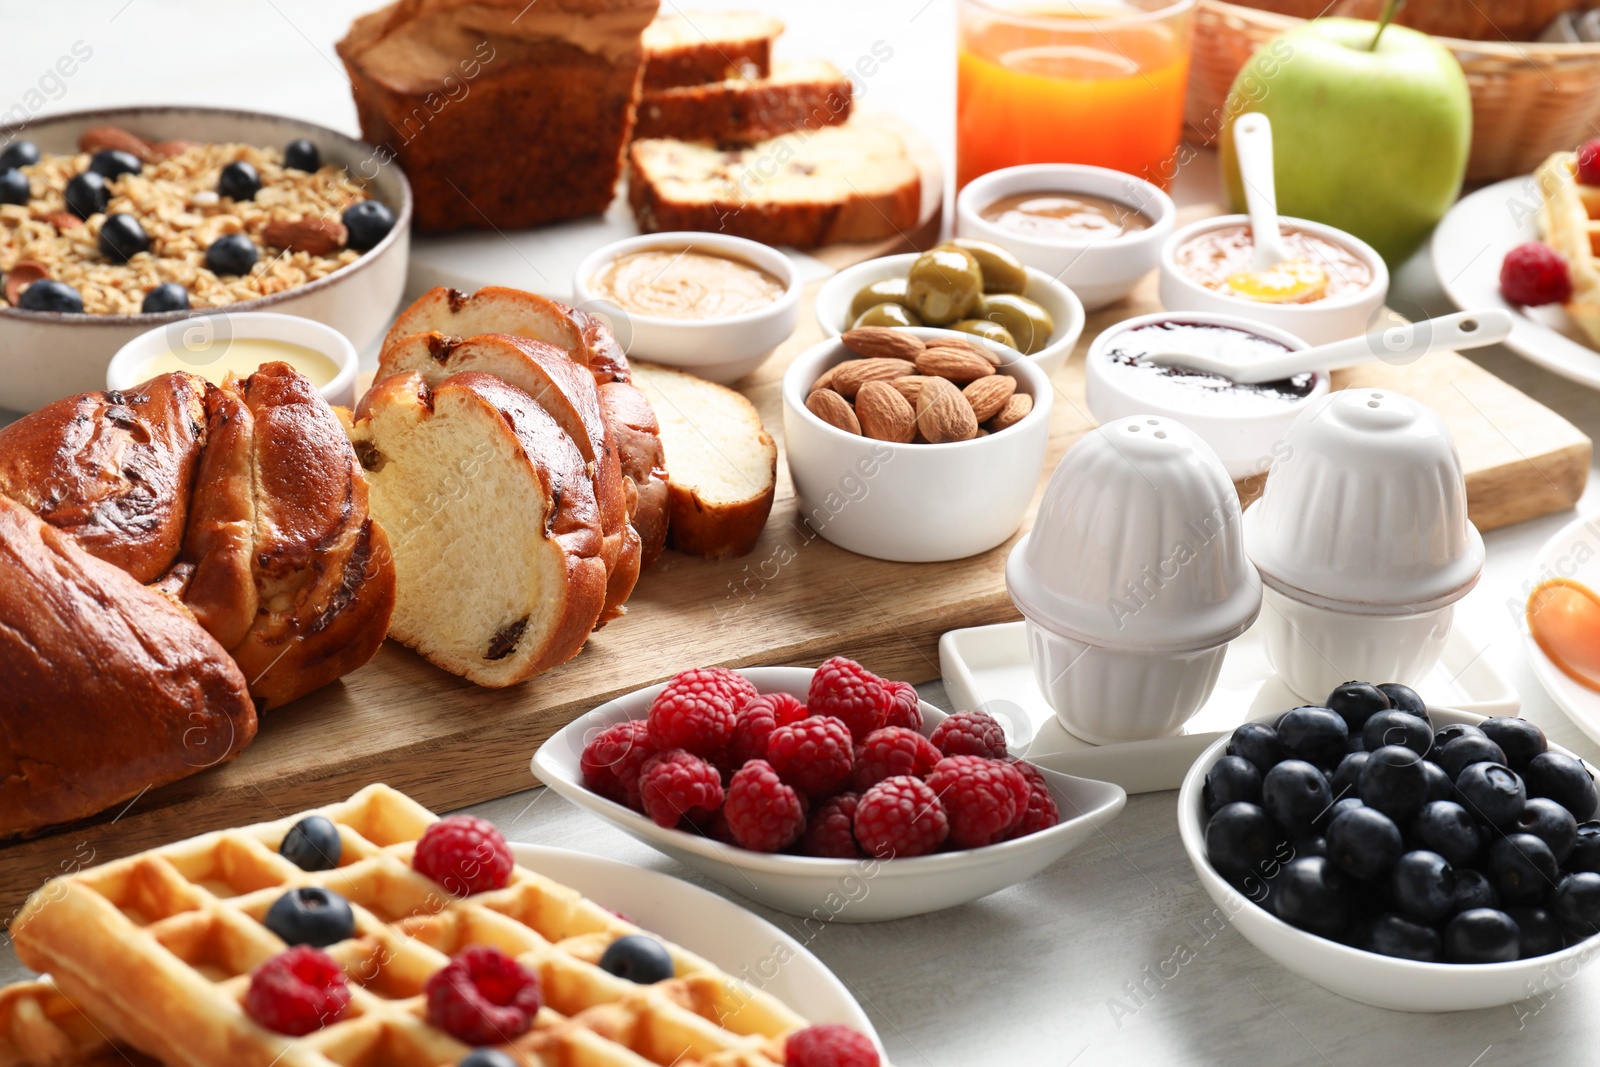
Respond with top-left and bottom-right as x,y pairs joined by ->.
1,784 -> 884,1066
1433,175 -> 1600,390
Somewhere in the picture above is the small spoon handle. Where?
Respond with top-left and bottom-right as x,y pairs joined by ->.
1233,113 -> 1285,272
1226,309 -> 1516,383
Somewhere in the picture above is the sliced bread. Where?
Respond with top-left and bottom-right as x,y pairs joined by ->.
634,59 -> 853,142
641,11 -> 782,90
630,361 -> 775,559
628,123 -> 922,247
350,371 -> 608,687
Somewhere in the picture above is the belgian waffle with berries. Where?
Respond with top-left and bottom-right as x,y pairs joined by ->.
1536,142 -> 1600,347
2,785 -> 884,1067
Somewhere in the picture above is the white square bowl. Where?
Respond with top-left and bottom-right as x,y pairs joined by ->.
532,666 -> 1126,922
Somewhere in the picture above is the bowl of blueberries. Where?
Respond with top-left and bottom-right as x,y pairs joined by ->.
1178,680 -> 1600,1012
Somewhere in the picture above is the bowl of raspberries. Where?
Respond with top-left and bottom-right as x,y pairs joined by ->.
533,658 -> 1126,922
1178,680 -> 1600,1011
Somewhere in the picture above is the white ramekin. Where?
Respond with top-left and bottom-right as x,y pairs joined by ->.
573,231 -> 801,384
955,163 -> 1176,311
107,311 -> 359,408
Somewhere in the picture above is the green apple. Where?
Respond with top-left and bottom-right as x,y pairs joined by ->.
1219,16 -> 1471,267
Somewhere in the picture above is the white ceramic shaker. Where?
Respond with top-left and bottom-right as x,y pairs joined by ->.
1006,415 -> 1263,744
1244,388 -> 1485,701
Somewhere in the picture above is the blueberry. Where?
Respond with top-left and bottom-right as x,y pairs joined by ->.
1276,706 -> 1348,766
1271,856 -> 1352,939
1489,833 -> 1559,904
1293,834 -> 1328,860
1330,797 -> 1365,821
1365,913 -> 1441,961
1377,683 -> 1427,716
1508,905 -> 1563,958
1479,717 -> 1547,772
1327,804 -> 1402,880
1444,908 -> 1520,963
284,138 -> 321,172
0,168 -> 27,206
1262,760 -> 1332,835
598,934 -> 674,984
343,199 -> 396,252
98,213 -> 149,264
459,1052 -> 519,1067
141,281 -> 190,314
1456,762 -> 1526,829
1331,752 -> 1368,801
1421,760 -> 1454,804
88,149 -> 142,180
1515,797 -> 1577,863
1205,802 -> 1289,883
280,815 -> 342,871
1571,821 -> 1600,873
218,160 -> 261,201
63,170 -> 108,219
1410,801 -> 1481,867
1434,723 -> 1486,748
1204,755 -> 1262,815
1453,868 -> 1498,914
1391,850 -> 1456,922
1436,735 -> 1507,781
0,140 -> 39,170
1524,752 -> 1598,821
1359,745 -> 1430,821
263,886 -> 355,948
1550,871 -> 1600,940
1326,681 -> 1391,733
205,233 -> 257,276
17,279 -> 83,312
1363,710 -> 1432,757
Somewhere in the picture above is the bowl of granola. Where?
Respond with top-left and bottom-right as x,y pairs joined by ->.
0,106 -> 411,412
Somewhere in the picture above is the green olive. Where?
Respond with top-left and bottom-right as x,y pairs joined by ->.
950,238 -> 1028,295
905,246 -> 983,326
951,318 -> 1018,350
974,293 -> 1054,355
852,302 -> 923,329
848,277 -> 912,322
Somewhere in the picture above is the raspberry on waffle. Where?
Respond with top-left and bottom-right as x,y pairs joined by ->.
4,785 -> 884,1067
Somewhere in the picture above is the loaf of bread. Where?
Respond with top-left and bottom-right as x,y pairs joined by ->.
641,10 -> 781,89
351,372 -> 608,686
0,494 -> 257,838
634,59 -> 853,142
337,0 -> 661,232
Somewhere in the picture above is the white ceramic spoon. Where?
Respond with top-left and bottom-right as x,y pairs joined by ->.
1150,309 -> 1515,384
1233,112 -> 1289,273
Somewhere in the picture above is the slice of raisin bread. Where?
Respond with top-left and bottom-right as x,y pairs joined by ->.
350,371 -> 607,687
634,59 -> 853,142
641,11 -> 782,90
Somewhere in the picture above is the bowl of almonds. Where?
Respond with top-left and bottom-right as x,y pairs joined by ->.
781,326 -> 1053,562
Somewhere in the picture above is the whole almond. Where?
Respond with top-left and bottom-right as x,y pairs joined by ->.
264,217 -> 349,255
855,380 -> 916,443
963,375 -> 1017,422
916,346 -> 996,383
807,388 -> 861,435
988,392 -> 1034,432
925,335 -> 1002,367
915,377 -> 978,443
831,357 -> 916,398
888,374 -> 935,406
813,363 -> 842,393
841,326 -> 925,361
150,139 -> 204,160
3,261 -> 50,306
38,211 -> 81,231
78,125 -> 156,162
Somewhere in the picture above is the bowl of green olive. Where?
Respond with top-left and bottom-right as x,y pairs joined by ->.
813,241 -> 1086,377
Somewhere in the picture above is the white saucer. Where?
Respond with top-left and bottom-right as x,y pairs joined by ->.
1522,512 -> 1600,748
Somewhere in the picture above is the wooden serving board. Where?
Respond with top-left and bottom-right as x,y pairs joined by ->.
0,206 -> 1589,914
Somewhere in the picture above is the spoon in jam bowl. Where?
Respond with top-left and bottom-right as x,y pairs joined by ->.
1229,113 -> 1330,304
1148,308 -> 1514,384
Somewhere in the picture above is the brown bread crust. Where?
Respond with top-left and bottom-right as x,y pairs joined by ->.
633,68 -> 852,142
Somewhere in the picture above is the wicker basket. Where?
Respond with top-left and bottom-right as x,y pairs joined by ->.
1189,0 -> 1600,180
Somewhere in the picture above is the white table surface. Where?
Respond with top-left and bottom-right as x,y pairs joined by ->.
5,3 -> 1600,1064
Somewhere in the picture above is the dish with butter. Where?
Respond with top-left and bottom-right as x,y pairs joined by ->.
588,246 -> 785,321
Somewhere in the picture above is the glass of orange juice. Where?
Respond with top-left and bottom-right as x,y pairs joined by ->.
957,0 -> 1195,190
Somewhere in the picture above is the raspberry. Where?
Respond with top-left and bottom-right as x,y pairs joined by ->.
881,680 -> 923,731
580,719 -> 655,808
927,756 -> 1026,849
851,727 -> 941,792
646,668 -> 752,756
425,945 -> 542,1046
725,693 -> 806,767
786,1024 -> 880,1067
638,749 -> 724,828
723,760 -> 807,852
1578,138 -> 1600,186
1004,758 -> 1060,838
243,946 -> 351,1036
803,793 -> 863,858
1500,242 -> 1572,307
854,776 -> 948,858
929,710 -> 1008,760
808,657 -> 890,742
414,815 -> 514,897
766,716 -> 855,797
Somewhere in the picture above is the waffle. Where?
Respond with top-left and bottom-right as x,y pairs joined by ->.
1536,150 -> 1600,346
3,785 -> 840,1067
